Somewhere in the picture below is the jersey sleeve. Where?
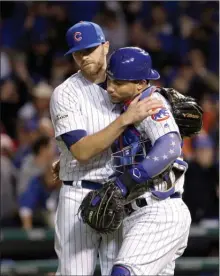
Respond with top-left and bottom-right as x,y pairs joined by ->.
50,84 -> 87,138
137,92 -> 180,144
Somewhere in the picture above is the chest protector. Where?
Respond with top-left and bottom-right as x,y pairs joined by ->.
111,86 -> 157,175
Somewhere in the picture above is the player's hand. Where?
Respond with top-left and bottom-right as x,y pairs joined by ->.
122,95 -> 164,125
52,159 -> 60,184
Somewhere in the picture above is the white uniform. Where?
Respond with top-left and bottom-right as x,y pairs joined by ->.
50,72 -> 122,275
113,91 -> 191,275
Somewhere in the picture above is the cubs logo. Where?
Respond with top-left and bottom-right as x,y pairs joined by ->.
74,32 -> 82,42
151,108 -> 170,122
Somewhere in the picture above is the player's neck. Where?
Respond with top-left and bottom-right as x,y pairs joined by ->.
131,83 -> 151,99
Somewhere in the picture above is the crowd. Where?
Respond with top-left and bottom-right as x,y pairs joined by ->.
0,1 -> 219,229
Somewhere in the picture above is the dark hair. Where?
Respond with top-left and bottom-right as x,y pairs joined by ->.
132,80 -> 150,85
32,135 -> 51,155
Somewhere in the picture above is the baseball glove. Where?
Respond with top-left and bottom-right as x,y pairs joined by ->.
78,180 -> 125,234
158,88 -> 203,137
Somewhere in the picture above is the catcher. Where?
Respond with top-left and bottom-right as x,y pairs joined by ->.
79,47 -> 203,238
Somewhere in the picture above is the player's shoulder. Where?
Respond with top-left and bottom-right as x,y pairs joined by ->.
151,87 -> 172,108
51,72 -> 81,100
140,86 -> 166,102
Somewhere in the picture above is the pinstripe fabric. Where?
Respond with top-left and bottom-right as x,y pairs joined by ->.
114,198 -> 191,275
55,185 -> 99,275
50,72 -> 122,275
50,72 -> 120,182
55,184 -> 122,275
137,92 -> 181,144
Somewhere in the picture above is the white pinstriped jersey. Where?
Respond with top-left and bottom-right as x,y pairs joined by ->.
50,72 -> 120,182
136,91 -> 180,143
113,91 -> 191,275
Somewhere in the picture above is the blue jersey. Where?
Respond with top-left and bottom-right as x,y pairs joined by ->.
19,175 -> 51,211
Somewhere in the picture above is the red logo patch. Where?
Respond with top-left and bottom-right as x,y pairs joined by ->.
74,32 -> 82,42
151,108 -> 170,122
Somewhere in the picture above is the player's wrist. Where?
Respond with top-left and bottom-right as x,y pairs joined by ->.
119,112 -> 132,127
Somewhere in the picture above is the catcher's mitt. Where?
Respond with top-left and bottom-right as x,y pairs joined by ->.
158,88 -> 203,137
78,181 -> 125,234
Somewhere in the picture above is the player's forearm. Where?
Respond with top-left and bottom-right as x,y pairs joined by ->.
70,114 -> 129,163
115,132 -> 182,196
136,132 -> 182,180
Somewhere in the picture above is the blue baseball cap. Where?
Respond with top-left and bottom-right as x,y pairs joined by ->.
65,21 -> 106,56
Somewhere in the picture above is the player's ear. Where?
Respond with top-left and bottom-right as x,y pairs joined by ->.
137,80 -> 147,91
103,41 -> 110,56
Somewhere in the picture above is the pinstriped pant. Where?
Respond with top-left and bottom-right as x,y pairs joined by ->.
55,184 -> 122,276
113,196 -> 191,275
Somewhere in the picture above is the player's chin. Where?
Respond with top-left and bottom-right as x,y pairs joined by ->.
109,96 -> 121,103
84,64 -> 99,75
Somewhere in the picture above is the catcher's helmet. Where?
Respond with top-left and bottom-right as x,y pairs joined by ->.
65,21 -> 106,56
107,47 -> 160,81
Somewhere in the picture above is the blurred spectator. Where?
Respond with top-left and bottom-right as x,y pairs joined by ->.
18,165 -> 61,229
13,116 -> 56,169
26,35 -> 53,82
47,3 -> 72,53
38,117 -> 55,138
18,81 -> 53,122
12,119 -> 40,169
0,51 -> 12,80
183,134 -> 219,223
95,2 -> 128,52
17,135 -> 55,196
171,60 -> 195,95
50,52 -> 75,87
0,78 -> 21,138
0,53 -> 31,138
121,1 -> 149,25
145,3 -> 174,54
187,49 -> 219,101
12,52 -> 33,93
0,134 -> 18,226
201,95 -> 218,134
170,48 -> 219,102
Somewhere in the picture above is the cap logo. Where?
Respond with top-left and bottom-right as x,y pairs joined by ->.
74,32 -> 82,42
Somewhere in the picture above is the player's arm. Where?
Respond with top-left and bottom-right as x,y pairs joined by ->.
68,95 -> 163,163
50,89 -> 163,163
116,132 -> 182,196
113,94 -> 183,196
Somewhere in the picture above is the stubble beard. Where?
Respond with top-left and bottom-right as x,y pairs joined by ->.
82,51 -> 105,81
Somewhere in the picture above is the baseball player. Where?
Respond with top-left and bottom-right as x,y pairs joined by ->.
49,22 -> 163,276
79,47 -> 203,275
107,47 -> 192,276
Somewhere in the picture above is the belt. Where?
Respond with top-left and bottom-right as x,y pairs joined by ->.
125,192 -> 181,216
63,180 -> 103,190
64,181 -> 181,215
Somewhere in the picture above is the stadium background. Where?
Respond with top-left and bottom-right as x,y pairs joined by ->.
0,1 -> 219,275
